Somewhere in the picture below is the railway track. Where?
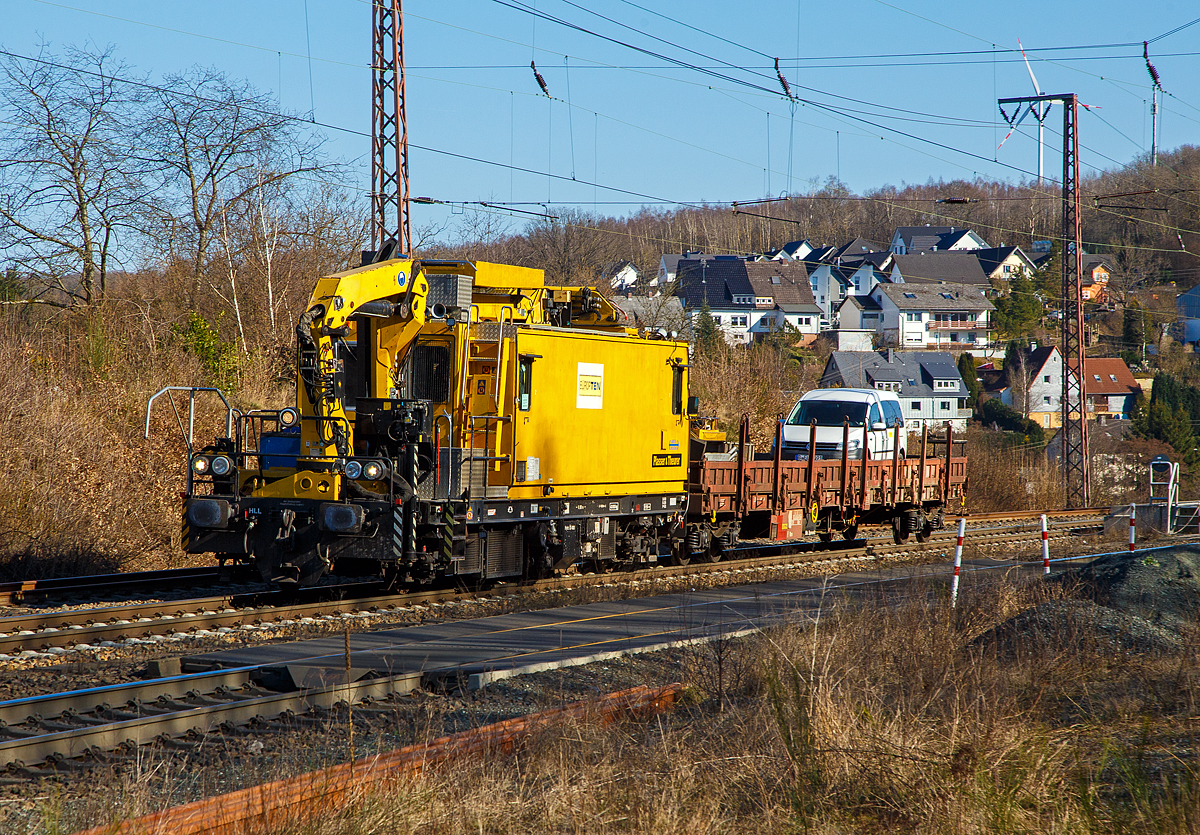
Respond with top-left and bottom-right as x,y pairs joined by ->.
0,510 -> 1107,658
0,566 -> 252,607
0,508 -> 1152,775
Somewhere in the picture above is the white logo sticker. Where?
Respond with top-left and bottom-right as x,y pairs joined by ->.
576,362 -> 604,409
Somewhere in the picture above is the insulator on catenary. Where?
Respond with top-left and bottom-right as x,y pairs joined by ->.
774,57 -> 793,101
531,61 -> 550,97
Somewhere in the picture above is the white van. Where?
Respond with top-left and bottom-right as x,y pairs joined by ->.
781,388 -> 904,460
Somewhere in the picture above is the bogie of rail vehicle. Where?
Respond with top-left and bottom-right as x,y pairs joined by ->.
154,256 -> 967,587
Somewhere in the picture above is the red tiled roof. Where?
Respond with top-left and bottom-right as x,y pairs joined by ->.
1066,357 -> 1140,395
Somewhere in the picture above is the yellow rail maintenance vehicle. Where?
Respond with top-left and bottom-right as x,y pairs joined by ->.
153,257 -> 695,586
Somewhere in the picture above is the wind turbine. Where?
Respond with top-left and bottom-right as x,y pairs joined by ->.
997,40 -> 1051,186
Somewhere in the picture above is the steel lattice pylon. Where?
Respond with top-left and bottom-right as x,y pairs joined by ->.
998,91 -> 1089,507
370,0 -> 410,256
1059,96 -> 1089,508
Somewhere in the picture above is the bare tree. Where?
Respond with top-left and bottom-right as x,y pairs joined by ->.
142,66 -> 332,307
0,45 -> 150,308
523,208 -> 621,285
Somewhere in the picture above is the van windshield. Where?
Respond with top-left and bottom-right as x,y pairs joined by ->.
787,400 -> 869,427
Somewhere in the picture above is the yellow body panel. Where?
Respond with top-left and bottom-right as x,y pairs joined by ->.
507,328 -> 690,499
251,470 -> 343,501
288,256 -> 679,502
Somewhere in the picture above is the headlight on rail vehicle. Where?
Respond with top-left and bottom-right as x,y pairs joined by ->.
278,407 -> 300,427
210,455 -> 234,476
343,459 -> 387,481
191,455 -> 210,475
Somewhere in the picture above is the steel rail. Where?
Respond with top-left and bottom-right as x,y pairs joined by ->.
0,668 -> 422,769
0,517 -> 1109,654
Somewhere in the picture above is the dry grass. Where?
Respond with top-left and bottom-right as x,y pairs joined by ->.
0,307 -> 289,579
41,576 -> 1195,835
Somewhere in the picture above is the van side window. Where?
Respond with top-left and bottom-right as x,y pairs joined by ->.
883,401 -> 903,426
868,404 -> 882,426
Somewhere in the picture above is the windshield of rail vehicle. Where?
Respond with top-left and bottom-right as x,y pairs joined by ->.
786,400 -> 869,427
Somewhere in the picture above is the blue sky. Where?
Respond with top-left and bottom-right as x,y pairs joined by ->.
4,0 -> 1199,238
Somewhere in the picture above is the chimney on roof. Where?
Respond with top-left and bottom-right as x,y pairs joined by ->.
887,348 -> 895,363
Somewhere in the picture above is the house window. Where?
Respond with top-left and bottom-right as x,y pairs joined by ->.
1043,396 -> 1051,405
935,380 -> 956,390
958,398 -> 966,409
1109,374 -> 1117,382
911,402 -> 920,411
1043,375 -> 1051,383
798,317 -> 811,326
940,401 -> 950,411
906,312 -> 921,322
1093,374 -> 1101,382
730,315 -> 748,328
862,313 -> 878,321
903,292 -> 917,299
1003,264 -> 1012,273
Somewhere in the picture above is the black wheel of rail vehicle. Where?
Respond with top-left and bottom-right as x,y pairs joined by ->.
707,522 -> 738,562
816,516 -> 833,543
668,535 -> 692,566
891,516 -> 909,545
915,521 -> 932,543
841,523 -> 859,541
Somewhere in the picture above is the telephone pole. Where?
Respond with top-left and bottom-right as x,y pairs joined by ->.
370,0 -> 411,257
999,91 -> 1089,508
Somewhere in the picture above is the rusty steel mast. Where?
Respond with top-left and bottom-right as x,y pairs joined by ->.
370,0 -> 410,257
999,91 -> 1089,507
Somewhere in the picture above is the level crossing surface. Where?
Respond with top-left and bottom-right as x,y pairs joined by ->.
181,557 -> 1020,689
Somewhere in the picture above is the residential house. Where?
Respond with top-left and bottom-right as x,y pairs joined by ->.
1069,357 -> 1141,421
1081,254 -> 1113,302
657,251 -> 746,285
762,239 -> 815,262
890,252 -> 992,294
838,283 -> 995,350
999,345 -> 1140,428
804,245 -> 892,323
889,226 -> 990,255
972,246 -> 1038,285
674,258 -> 820,345
598,260 -> 640,293
745,261 -> 822,339
831,237 -> 884,260
820,349 -> 972,430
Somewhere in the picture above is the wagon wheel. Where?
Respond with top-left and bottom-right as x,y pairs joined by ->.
667,536 -> 691,566
915,521 -> 932,543
816,516 -> 833,543
891,516 -> 909,545
841,523 -> 859,541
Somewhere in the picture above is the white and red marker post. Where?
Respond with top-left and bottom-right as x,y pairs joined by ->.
949,517 -> 966,608
1129,502 -> 1137,553
1041,514 -> 1050,575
